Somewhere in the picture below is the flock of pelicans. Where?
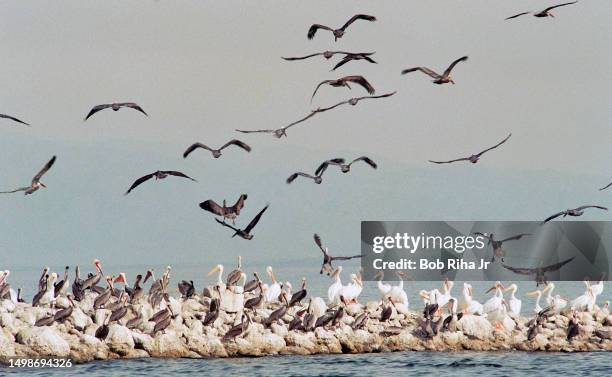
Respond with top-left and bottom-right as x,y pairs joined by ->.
1,1 -> 611,351
0,258 -> 609,344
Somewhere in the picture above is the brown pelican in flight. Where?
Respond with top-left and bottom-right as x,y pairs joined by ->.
502,256 -> 576,286
429,133 -> 511,164
401,56 -> 468,85
307,14 -> 376,41
311,75 -> 375,102
316,156 -> 377,174
599,181 -> 612,191
287,161 -> 337,185
235,92 -> 395,138
332,53 -> 377,71
199,194 -> 248,224
505,1 -> 577,20
1,113 -> 30,126
1,156 -> 56,195
474,232 -> 531,262
125,170 -> 196,195
314,234 -> 362,275
84,102 -> 148,121
541,205 -> 608,224
183,140 -> 251,159
215,204 -> 269,240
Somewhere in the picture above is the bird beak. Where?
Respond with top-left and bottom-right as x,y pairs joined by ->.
526,290 -> 540,297
542,285 -> 551,293
114,274 -> 126,284
207,266 -> 220,276
40,182 -> 47,188
143,270 -> 153,283
419,291 -> 429,300
504,286 -> 513,292
485,285 -> 497,294
374,271 -> 384,280
468,287 -> 473,297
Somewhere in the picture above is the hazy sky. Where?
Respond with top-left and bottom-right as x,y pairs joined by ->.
1,1 -> 611,272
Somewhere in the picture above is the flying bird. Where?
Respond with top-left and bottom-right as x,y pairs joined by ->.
316,156 -> 377,174
1,156 -> 56,195
474,232 -> 531,262
84,102 -> 148,121
311,75 -> 375,102
0,113 -> 30,126
307,14 -> 376,41
235,92 -> 396,138
314,234 -> 362,275
502,257 -> 576,286
199,194 -> 248,224
541,205 -> 608,224
287,161 -> 336,185
429,133 -> 511,164
215,204 -> 269,240
505,1 -> 577,20
125,170 -> 196,195
332,53 -> 377,71
183,140 -> 251,159
401,56 -> 468,85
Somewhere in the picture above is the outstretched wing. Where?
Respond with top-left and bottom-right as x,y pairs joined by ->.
505,11 -> 531,20
428,157 -> 471,164
543,1 -> 577,13
351,91 -> 397,103
286,172 -> 316,184
307,24 -> 333,39
0,113 -> 30,126
230,194 -> 248,212
244,205 -> 269,233
574,205 -> 608,211
215,218 -> 240,232
332,56 -> 353,71
183,143 -> 213,158
315,158 -> 344,175
475,133 -> 512,157
199,200 -> 225,216
311,80 -> 334,102
340,14 -> 377,31
0,187 -> 29,194
500,233 -> 531,243
235,128 -> 275,134
285,111 -> 317,131
599,182 -> 612,191
541,256 -> 575,273
313,234 -> 327,255
401,66 -> 441,79
84,104 -> 112,120
162,171 -> 197,181
220,139 -> 251,152
541,211 -> 565,224
282,52 -> 324,61
119,103 -> 148,117
32,155 -> 56,183
442,56 -> 468,77
331,254 -> 362,261
501,263 -> 536,276
344,75 -> 375,94
350,156 -> 377,169
125,173 -> 155,195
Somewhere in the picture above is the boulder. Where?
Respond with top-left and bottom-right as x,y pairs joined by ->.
16,327 -> 70,357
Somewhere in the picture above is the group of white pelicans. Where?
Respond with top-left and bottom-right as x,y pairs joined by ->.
0,259 -> 608,338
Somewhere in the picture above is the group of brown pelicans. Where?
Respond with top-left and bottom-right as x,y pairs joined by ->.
1,1 -> 611,352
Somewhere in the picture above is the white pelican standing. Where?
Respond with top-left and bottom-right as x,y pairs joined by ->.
387,272 -> 408,311
337,272 -> 363,304
543,283 -> 568,312
570,285 -> 596,311
590,276 -> 604,300
504,284 -> 522,315
462,283 -> 484,315
374,271 -> 392,302
207,264 -> 227,290
327,266 -> 343,304
438,279 -> 455,308
265,266 -> 281,302
526,289 -> 544,313
484,281 -> 505,314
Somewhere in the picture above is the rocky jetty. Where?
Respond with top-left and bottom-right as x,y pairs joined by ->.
0,293 -> 610,364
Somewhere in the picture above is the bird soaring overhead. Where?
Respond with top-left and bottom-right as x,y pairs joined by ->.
215,204 -> 269,240
314,234 -> 362,275
311,75 -> 375,102
199,194 -> 248,224
0,156 -> 56,195
502,257 -> 576,286
286,159 -> 340,185
428,133 -> 511,164
401,56 -> 468,85
316,156 -> 377,174
307,14 -> 376,41
0,113 -> 30,126
505,1 -> 578,20
125,171 -> 196,195
541,205 -> 608,224
183,140 -> 251,159
84,102 -> 148,121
